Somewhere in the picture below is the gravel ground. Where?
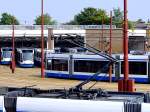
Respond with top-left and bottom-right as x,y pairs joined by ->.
0,65 -> 150,92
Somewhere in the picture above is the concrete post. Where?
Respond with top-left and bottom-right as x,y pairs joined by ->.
48,28 -> 54,50
69,54 -> 74,75
115,55 -> 121,80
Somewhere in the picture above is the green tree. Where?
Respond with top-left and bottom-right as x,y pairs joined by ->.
112,8 -> 134,29
112,8 -> 123,28
0,13 -> 20,25
136,19 -> 144,23
65,20 -> 78,25
34,13 -> 56,25
67,7 -> 110,25
128,20 -> 135,29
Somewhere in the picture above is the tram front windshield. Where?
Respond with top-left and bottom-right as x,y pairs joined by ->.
2,49 -> 12,58
22,50 -> 33,61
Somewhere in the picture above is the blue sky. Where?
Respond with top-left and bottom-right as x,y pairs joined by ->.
0,0 -> 149,24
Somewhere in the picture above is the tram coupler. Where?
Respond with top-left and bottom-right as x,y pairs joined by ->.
118,79 -> 135,92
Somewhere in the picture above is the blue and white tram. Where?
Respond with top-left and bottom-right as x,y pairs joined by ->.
16,48 -> 34,68
34,49 -> 41,66
0,47 -> 12,65
45,53 -> 116,81
118,54 -> 150,83
45,53 -> 150,83
34,48 -> 54,66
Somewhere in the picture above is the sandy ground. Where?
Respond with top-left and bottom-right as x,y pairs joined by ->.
0,65 -> 150,92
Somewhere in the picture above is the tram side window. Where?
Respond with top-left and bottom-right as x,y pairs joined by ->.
18,53 -> 20,62
46,60 -> 52,70
16,52 -> 20,62
37,52 -> 41,58
34,52 -> 40,59
74,60 -> 110,73
47,59 -> 68,71
18,52 -> 22,62
121,62 -> 147,75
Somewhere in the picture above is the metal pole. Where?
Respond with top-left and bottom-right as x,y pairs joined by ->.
118,0 -> 135,92
124,0 -> 129,80
0,35 -> 2,62
41,0 -> 45,78
101,16 -> 104,51
11,20 -> 15,73
144,40 -> 146,51
109,11 -> 112,83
